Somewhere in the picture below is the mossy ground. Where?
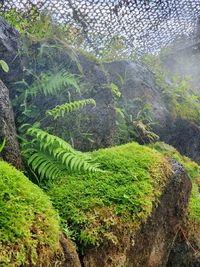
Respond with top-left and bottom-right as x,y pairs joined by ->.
0,161 -> 61,266
46,142 -> 171,249
149,142 -> 200,225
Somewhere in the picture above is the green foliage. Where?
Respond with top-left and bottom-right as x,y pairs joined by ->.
141,54 -> 200,123
0,160 -> 60,266
27,70 -> 81,97
1,8 -> 68,42
22,127 -> 102,181
0,60 -> 9,73
115,97 -> 156,144
46,142 -> 171,248
109,83 -> 121,98
47,98 -> 96,119
189,182 -> 200,223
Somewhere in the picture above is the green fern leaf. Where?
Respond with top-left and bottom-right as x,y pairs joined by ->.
22,127 -> 102,181
47,98 -> 96,119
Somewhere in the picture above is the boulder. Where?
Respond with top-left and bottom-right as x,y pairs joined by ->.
83,161 -> 191,267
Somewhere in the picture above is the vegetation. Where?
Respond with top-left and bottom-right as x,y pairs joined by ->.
0,160 -> 61,266
1,8 -> 200,263
22,127 -> 102,182
47,98 -> 96,119
46,142 -> 171,248
0,59 -> 9,72
142,54 -> 200,123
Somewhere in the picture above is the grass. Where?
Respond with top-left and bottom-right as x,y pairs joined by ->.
46,142 -> 171,249
0,160 -> 61,266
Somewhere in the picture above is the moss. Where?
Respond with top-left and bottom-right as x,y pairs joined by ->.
47,142 -> 171,249
149,142 -> 200,224
0,161 -> 61,266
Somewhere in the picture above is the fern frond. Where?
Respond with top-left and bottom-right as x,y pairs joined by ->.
27,150 -> 64,179
22,127 -> 102,181
46,98 -> 96,119
27,70 -> 81,97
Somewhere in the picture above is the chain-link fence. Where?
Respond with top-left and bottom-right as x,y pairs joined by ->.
1,0 -> 200,54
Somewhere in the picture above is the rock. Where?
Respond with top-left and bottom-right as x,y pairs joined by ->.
157,119 -> 200,164
82,161 -> 191,267
104,60 -> 170,126
104,60 -> 200,164
0,16 -> 22,93
60,236 -> 81,267
0,79 -> 22,169
167,233 -> 200,267
72,54 -> 116,151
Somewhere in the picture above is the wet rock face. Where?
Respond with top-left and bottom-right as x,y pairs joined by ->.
157,119 -> 200,164
0,17 -> 22,93
104,60 -> 170,126
105,60 -> 200,164
0,79 -> 23,169
71,54 -> 116,151
82,161 -> 191,267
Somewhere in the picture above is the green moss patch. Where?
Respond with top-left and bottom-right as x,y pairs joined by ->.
47,142 -> 171,248
149,142 -> 200,224
0,161 -> 61,266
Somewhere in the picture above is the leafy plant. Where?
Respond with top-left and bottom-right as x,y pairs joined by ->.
141,53 -> 200,123
22,127 -> 102,181
109,83 -> 121,98
0,60 -> 9,72
27,70 -> 81,97
47,98 -> 96,119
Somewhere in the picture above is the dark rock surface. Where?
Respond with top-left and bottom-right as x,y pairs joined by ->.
105,60 -> 200,164
158,119 -> 200,163
82,161 -> 191,267
0,79 -> 22,169
0,17 -> 22,91
104,60 -> 170,126
167,233 -> 200,267
59,236 -> 81,267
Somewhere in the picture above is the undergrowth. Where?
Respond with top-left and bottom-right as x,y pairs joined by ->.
0,160 -> 61,266
46,142 -> 171,249
142,54 -> 200,123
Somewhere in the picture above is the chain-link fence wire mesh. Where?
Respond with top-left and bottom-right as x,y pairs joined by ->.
1,0 -> 200,55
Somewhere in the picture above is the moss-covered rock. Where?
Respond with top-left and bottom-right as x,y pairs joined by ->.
149,142 -> 200,266
149,141 -> 200,223
0,160 -> 61,266
47,142 -> 171,249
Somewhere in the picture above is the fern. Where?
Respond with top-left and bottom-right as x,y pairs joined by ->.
46,98 -> 96,119
27,70 -> 81,97
22,127 -> 102,181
